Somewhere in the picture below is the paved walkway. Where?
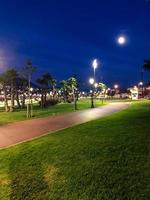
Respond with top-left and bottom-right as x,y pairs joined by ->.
0,102 -> 129,149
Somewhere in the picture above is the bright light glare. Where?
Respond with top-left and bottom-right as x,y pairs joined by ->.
94,83 -> 98,88
89,78 -> 95,85
118,36 -> 126,45
92,59 -> 98,69
138,82 -> 143,86
114,84 -> 118,89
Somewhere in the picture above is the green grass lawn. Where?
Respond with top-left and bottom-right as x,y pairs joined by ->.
0,99 -> 106,125
0,101 -> 150,200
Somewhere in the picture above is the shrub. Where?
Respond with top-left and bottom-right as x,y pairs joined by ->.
39,98 -> 59,107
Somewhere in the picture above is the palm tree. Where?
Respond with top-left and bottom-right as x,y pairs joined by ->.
23,59 -> 36,117
17,77 -> 28,108
36,73 -> 53,107
97,82 -> 107,104
41,73 -> 57,99
60,80 -> 69,103
0,74 -> 9,112
5,69 -> 18,112
98,82 -> 107,92
37,77 -> 46,108
144,59 -> 150,71
143,59 -> 150,87
0,69 -> 18,112
68,77 -> 78,110
49,78 -> 57,98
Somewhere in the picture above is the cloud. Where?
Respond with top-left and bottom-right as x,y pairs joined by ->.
0,41 -> 18,73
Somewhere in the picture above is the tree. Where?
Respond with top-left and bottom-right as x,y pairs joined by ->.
98,82 -> 107,92
0,69 -> 19,112
144,59 -> 150,71
49,77 -> 57,98
37,76 -> 48,108
42,73 -> 57,99
23,59 -> 36,117
0,74 -> 9,112
40,73 -> 57,99
5,69 -> 18,112
68,77 -> 78,110
17,77 -> 28,108
97,82 -> 107,104
36,73 -> 55,107
60,80 -> 69,103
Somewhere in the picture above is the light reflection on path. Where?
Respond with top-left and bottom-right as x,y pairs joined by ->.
0,102 -> 129,149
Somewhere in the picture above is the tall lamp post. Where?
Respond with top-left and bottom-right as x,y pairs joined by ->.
140,67 -> 144,97
114,84 -> 119,97
138,81 -> 143,97
89,78 -> 95,108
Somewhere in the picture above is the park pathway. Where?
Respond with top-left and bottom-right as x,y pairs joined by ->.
0,102 -> 129,149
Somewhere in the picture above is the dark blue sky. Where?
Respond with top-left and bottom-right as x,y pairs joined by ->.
0,0 -> 150,88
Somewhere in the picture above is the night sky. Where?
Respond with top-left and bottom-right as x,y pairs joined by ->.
0,0 -> 150,88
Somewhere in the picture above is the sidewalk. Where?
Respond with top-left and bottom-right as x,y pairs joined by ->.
0,102 -> 129,149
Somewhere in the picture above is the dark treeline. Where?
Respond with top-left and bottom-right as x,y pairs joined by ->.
0,60 -> 79,112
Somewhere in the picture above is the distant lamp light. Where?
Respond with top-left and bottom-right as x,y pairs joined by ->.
30,87 -> 33,92
94,83 -> 98,88
90,90 -> 93,93
138,82 -> 143,86
114,84 -> 119,89
89,78 -> 95,85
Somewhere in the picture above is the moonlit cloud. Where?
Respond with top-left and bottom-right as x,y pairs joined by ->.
0,40 -> 18,72
0,48 -> 7,71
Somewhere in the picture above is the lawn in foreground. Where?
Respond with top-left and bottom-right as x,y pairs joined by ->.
0,99 -> 106,125
0,101 -> 150,200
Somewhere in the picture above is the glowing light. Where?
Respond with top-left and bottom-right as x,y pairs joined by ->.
89,78 -> 95,85
114,84 -> 119,89
117,36 -> 126,45
138,82 -> 143,86
94,83 -> 98,88
92,59 -> 98,70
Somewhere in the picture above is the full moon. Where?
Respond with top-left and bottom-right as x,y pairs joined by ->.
117,36 -> 126,45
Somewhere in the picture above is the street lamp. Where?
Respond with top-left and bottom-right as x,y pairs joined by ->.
92,59 -> 98,79
89,78 -> 95,85
89,78 -> 95,108
114,84 -> 119,96
138,82 -> 144,97
138,82 -> 143,86
94,83 -> 98,88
